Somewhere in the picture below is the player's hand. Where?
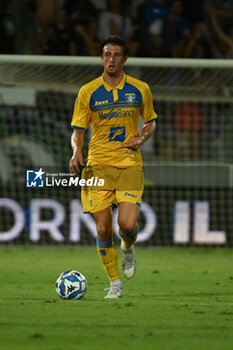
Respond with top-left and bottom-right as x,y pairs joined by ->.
122,136 -> 144,153
69,150 -> 84,175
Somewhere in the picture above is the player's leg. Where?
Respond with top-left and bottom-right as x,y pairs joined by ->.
94,207 -> 119,282
94,207 -> 123,298
118,202 -> 140,279
81,165 -> 122,298
118,202 -> 140,247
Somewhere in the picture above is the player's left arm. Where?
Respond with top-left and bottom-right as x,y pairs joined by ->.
122,82 -> 157,152
122,120 -> 156,152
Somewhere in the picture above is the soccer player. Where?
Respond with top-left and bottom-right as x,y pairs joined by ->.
69,35 -> 157,298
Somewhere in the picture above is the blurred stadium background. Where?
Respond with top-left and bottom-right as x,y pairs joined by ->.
0,55 -> 232,246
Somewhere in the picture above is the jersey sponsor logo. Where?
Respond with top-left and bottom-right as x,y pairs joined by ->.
125,93 -> 136,104
109,126 -> 125,142
98,109 -> 134,120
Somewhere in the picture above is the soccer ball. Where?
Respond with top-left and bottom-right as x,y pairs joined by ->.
55,270 -> 87,300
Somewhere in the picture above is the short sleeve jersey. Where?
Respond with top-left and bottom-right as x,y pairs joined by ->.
71,73 -> 157,166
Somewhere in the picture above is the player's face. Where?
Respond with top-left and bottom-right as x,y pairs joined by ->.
101,44 -> 128,76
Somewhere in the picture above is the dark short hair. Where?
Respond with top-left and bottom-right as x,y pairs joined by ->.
100,35 -> 128,57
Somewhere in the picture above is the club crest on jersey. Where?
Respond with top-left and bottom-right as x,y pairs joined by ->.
125,93 -> 136,104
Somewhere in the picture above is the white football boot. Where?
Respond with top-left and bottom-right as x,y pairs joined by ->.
104,284 -> 123,299
121,242 -> 136,279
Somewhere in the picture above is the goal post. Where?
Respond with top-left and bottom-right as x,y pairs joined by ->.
0,55 -> 233,95
0,55 -> 232,246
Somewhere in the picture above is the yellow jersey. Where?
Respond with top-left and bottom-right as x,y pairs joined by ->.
71,73 -> 157,166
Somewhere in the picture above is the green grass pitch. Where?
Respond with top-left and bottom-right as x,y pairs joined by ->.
0,246 -> 233,350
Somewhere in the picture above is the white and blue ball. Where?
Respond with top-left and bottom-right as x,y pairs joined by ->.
56,270 -> 87,300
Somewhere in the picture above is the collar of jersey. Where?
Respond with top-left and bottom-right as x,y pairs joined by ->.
101,73 -> 126,91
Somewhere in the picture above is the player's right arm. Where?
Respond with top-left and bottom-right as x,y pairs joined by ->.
70,85 -> 91,174
69,128 -> 85,175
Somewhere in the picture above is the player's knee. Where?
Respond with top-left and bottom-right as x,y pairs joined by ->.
96,223 -> 113,241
